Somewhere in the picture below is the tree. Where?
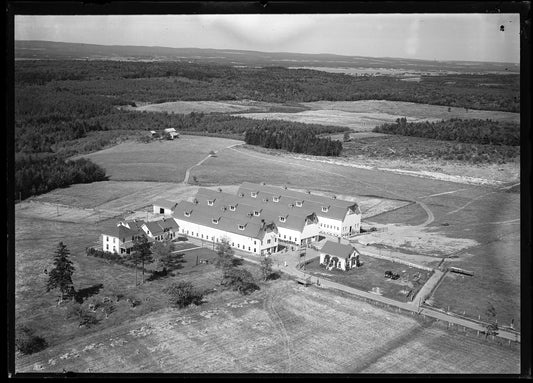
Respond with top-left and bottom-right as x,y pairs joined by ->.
164,281 -> 204,308
222,268 -> 259,295
15,325 -> 48,355
260,256 -> 273,281
214,238 -> 237,270
129,235 -> 153,285
151,239 -> 178,270
46,242 -> 76,301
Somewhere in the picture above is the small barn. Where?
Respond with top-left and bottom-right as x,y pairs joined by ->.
319,241 -> 360,271
141,218 -> 180,241
163,128 -> 179,139
153,199 -> 178,215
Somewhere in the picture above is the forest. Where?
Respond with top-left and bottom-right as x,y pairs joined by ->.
16,60 -> 520,111
373,118 -> 520,146
244,125 -> 343,156
14,154 -> 107,200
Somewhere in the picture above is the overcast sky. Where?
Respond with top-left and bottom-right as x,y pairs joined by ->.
15,14 -> 520,63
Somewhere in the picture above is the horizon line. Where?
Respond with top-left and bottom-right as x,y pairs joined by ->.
14,39 -> 521,66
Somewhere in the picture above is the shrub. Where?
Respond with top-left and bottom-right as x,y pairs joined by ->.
221,268 -> 260,295
164,281 -> 204,308
15,325 -> 48,355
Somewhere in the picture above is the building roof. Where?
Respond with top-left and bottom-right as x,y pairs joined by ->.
236,183 -> 359,221
173,200 -> 276,240
153,199 -> 178,211
320,241 -> 358,258
195,188 -> 316,232
240,182 -> 356,208
143,218 -> 179,236
102,224 -> 139,241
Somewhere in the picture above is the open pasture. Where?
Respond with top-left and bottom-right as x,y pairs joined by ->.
235,99 -> 519,130
81,135 -> 242,182
16,280 -> 519,373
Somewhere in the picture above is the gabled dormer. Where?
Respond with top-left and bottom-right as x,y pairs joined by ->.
229,204 -> 237,211
250,191 -> 258,198
212,217 -> 220,224
279,215 -> 287,223
207,198 -> 215,206
253,208 -> 262,217
321,205 -> 330,213
295,200 -> 303,207
238,223 -> 247,231
184,210 -> 192,217
272,195 -> 280,203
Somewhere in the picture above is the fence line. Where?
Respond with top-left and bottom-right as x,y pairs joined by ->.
363,251 -> 434,272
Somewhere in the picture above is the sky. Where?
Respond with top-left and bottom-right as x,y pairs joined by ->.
15,14 -> 521,63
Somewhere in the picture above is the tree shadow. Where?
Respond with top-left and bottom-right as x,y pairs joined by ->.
232,258 -> 244,267
74,283 -> 104,303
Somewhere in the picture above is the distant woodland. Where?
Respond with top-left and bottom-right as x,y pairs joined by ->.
374,118 -> 520,146
14,60 -> 520,199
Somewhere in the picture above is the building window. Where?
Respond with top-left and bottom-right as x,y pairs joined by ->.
284,235 -> 286,239
289,237 -> 291,241
106,244 -> 109,250
238,225 -> 245,230
229,205 -> 236,211
253,210 -> 260,216
106,236 -> 109,242
279,216 -> 286,222
254,240 -> 256,245
248,247 -> 251,251
184,211 -> 191,217
160,208 -> 164,214
212,218 -> 219,224
238,244 -> 240,248
207,200 -> 214,206
232,242 -> 234,246
322,206 -> 329,212
254,248 -> 256,252
267,239 -> 271,244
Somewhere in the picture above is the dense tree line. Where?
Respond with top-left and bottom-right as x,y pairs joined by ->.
15,154 -> 107,200
16,60 -> 520,112
373,118 -> 520,146
245,125 -> 343,156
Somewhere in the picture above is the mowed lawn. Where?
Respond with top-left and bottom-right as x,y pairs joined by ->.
81,135 -> 243,182
16,280 -> 519,373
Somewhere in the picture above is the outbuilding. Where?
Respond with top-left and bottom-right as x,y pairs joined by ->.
319,241 -> 360,271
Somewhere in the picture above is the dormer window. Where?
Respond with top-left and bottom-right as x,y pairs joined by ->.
238,224 -> 245,230
239,192 -> 244,197
207,199 -> 214,206
321,206 -> 329,212
295,201 -> 302,207
229,205 -> 236,211
212,218 -> 219,224
262,198 -> 269,203
279,216 -> 286,223
253,210 -> 260,216
251,192 -> 258,198
273,196 -> 279,203
184,211 -> 191,217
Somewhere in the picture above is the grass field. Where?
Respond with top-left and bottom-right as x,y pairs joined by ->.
304,257 -> 431,302
235,100 -> 519,130
81,135 -> 243,182
15,280 -> 519,373
122,100 -> 308,114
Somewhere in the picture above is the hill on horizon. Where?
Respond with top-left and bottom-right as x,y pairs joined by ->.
14,40 -> 520,74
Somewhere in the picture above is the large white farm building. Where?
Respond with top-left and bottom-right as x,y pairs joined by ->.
151,182 -> 361,256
